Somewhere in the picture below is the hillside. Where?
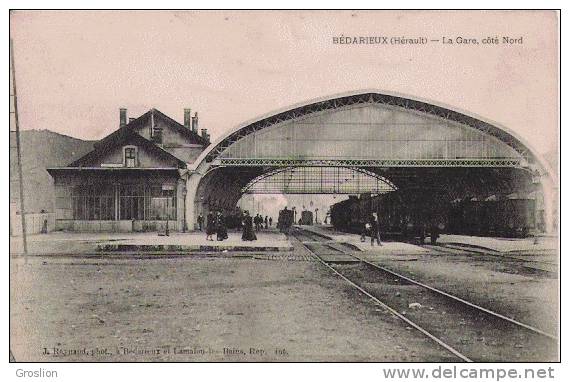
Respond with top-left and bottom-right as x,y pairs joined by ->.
10,130 -> 95,213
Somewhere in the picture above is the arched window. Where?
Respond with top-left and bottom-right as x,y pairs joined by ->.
123,145 -> 138,167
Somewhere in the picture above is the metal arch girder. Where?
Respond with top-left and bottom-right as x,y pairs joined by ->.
205,93 -> 535,164
215,158 -> 526,168
240,166 -> 399,194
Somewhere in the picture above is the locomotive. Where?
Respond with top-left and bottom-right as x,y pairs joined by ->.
277,207 -> 295,233
300,210 -> 314,225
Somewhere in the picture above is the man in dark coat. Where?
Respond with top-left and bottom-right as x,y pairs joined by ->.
360,221 -> 368,242
430,221 -> 440,244
205,211 -> 216,241
241,211 -> 257,241
197,213 -> 204,231
419,220 -> 427,245
369,212 -> 383,246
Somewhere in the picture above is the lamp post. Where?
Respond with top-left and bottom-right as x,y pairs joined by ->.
531,169 -> 542,243
182,188 -> 187,232
315,208 -> 319,224
165,197 -> 170,236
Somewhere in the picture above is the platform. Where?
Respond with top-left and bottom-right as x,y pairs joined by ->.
438,234 -> 557,254
9,230 -> 293,255
297,225 -> 557,255
298,225 -> 429,255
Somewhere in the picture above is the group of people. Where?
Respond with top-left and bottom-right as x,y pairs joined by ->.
253,214 -> 272,232
195,208 -> 388,247
199,211 -> 228,241
196,211 -> 273,242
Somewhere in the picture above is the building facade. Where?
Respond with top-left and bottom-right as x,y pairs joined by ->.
48,108 -> 209,232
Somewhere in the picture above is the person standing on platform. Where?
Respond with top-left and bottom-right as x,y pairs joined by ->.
360,221 -> 369,242
197,213 -> 204,231
277,210 -> 283,231
242,211 -> 257,241
205,211 -> 216,241
216,212 -> 228,241
430,221 -> 440,245
269,217 -> 273,227
370,212 -> 383,246
419,220 -> 427,244
264,216 -> 269,229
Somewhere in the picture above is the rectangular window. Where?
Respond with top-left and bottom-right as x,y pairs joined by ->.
151,127 -> 163,144
71,183 -> 177,221
71,184 -> 115,220
117,184 -> 176,221
124,147 -> 137,167
119,184 -> 144,220
146,185 -> 176,220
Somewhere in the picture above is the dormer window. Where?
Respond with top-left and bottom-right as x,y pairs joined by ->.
151,126 -> 163,144
124,146 -> 138,167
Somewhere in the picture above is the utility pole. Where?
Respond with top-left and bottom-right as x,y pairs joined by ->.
10,39 -> 28,259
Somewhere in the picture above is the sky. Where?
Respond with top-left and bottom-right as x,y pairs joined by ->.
10,10 -> 559,154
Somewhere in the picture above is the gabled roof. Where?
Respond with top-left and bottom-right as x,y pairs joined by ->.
68,128 -> 186,168
124,108 -> 209,147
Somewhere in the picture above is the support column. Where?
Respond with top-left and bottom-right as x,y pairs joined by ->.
114,183 -> 119,221
185,170 -> 204,231
539,173 -> 557,234
177,178 -> 187,232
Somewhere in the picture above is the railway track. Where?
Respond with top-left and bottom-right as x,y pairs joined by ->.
292,227 -> 558,362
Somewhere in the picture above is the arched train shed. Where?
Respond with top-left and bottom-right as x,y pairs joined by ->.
186,90 -> 556,233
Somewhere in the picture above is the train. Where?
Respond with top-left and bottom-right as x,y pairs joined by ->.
277,208 -> 295,233
300,210 -> 314,225
330,193 -> 536,239
447,198 -> 536,238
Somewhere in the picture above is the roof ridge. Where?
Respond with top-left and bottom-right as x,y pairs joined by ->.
148,108 -> 210,145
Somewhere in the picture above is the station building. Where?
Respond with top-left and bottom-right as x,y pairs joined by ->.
47,108 -> 209,232
48,91 -> 557,234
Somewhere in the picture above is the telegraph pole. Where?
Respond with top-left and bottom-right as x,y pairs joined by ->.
10,39 -> 28,258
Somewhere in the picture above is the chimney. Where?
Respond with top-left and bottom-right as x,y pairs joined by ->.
184,108 -> 191,129
191,112 -> 199,133
128,117 -> 136,123
201,128 -> 210,142
119,108 -> 127,127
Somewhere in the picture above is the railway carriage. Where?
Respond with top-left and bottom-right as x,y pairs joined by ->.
331,194 -> 536,239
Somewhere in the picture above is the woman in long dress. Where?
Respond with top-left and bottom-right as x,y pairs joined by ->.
205,211 -> 216,241
241,211 -> 257,241
216,212 -> 228,241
